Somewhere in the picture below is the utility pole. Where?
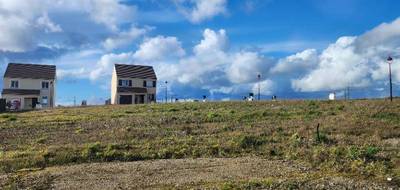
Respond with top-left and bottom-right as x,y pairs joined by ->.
257,73 -> 261,101
73,96 -> 76,107
165,81 -> 168,103
387,56 -> 393,102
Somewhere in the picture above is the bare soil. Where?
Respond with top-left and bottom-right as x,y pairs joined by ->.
1,157 -> 394,189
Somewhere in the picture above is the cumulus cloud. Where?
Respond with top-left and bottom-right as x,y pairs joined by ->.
0,0 -> 136,52
0,14 -> 34,52
252,79 -> 274,95
103,26 -> 149,51
291,17 -> 400,92
174,0 -> 227,23
271,49 -> 318,74
133,36 -> 186,61
227,51 -> 265,84
157,28 -> 274,96
355,18 -> 400,51
87,0 -> 135,31
194,29 -> 228,55
90,52 -> 135,80
292,37 -> 370,92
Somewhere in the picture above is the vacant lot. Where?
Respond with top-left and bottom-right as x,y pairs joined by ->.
0,100 -> 399,189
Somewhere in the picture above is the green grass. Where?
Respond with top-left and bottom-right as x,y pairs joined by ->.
0,100 -> 399,186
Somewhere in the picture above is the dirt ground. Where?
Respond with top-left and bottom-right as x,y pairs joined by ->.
1,157 -> 395,190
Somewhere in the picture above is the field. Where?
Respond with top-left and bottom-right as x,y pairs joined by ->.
0,100 -> 399,189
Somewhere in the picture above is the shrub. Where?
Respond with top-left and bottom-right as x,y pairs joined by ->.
238,135 -> 266,149
347,146 -> 380,161
0,114 -> 10,118
82,142 -> 102,161
8,116 -> 17,121
290,133 -> 302,147
207,112 -> 220,121
36,137 -> 47,144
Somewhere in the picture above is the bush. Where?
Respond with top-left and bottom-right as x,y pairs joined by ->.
238,135 -> 266,149
8,115 -> 17,121
82,142 -> 102,161
207,112 -> 220,121
347,146 -> 380,161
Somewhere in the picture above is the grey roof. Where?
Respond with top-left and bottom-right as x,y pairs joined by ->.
1,89 -> 41,95
115,64 -> 157,79
4,63 -> 56,80
117,87 -> 148,93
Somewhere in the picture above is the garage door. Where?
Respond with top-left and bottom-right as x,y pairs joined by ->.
119,95 -> 132,104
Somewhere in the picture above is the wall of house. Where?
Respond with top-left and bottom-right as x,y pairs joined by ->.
111,76 -> 157,105
3,77 -> 55,108
111,68 -> 118,104
2,94 -> 38,110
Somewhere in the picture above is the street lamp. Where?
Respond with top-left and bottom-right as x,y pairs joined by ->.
257,73 -> 261,101
387,56 -> 393,102
165,81 -> 168,103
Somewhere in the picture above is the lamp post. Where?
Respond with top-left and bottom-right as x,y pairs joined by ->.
257,73 -> 261,101
387,56 -> 393,102
165,81 -> 168,103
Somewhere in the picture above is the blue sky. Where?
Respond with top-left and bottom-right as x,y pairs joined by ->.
1,0 -> 400,105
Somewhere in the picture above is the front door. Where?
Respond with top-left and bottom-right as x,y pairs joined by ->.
135,95 -> 145,104
119,95 -> 132,104
32,98 -> 38,108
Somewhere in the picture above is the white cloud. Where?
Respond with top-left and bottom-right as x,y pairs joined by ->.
0,14 -> 34,52
154,28 -> 274,96
0,0 -> 136,52
271,49 -> 318,74
252,79 -> 274,95
87,0 -> 136,31
133,36 -> 185,61
259,40 -> 328,53
355,18 -> 400,51
36,12 -> 63,33
103,26 -> 148,51
292,37 -> 370,92
174,0 -> 227,23
289,17 -> 400,92
90,52 -> 135,80
227,51 -> 265,84
193,29 -> 228,55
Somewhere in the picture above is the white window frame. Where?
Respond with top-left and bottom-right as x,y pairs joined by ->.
42,96 -> 48,105
119,79 -> 131,87
10,80 -> 19,88
145,80 -> 154,88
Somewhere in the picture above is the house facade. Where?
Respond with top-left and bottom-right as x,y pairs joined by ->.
1,63 -> 56,110
111,64 -> 157,104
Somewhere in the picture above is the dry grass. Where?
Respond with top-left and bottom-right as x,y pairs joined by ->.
0,99 -> 399,189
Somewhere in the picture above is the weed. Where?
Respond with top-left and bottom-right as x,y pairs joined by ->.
238,135 -> 266,149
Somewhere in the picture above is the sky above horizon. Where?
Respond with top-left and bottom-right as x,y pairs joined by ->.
1,0 -> 400,105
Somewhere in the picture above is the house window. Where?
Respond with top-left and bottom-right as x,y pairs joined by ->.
42,81 -> 49,89
119,79 -> 132,87
152,81 -> 156,87
42,96 -> 48,105
10,80 -> 19,88
143,80 -> 147,87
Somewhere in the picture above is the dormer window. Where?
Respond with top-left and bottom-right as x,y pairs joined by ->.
42,81 -> 49,89
119,79 -> 132,87
10,80 -> 19,88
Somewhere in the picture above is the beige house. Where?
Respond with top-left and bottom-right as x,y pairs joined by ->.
1,63 -> 56,110
111,64 -> 157,104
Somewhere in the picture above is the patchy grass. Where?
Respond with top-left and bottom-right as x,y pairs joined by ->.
0,100 -> 399,188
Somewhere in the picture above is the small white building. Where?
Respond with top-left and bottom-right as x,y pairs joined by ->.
329,92 -> 336,100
